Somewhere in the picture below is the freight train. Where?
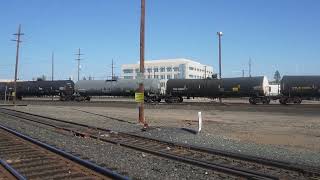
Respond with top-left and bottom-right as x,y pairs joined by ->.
1,75 -> 320,105
73,79 -> 161,102
0,79 -> 161,102
165,75 -> 320,104
165,76 -> 271,104
279,76 -> 320,104
0,80 -> 74,100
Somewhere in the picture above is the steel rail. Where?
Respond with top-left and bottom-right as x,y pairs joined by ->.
0,109 -> 276,179
1,107 -> 318,174
0,123 -> 130,180
0,114 -> 272,179
0,159 -> 26,180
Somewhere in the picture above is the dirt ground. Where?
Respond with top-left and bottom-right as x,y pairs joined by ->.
79,105 -> 320,152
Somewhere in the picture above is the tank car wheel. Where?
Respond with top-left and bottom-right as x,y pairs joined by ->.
293,97 -> 302,104
144,97 -> 152,103
164,96 -> 174,103
262,97 -> 271,104
297,99 -> 302,104
165,97 -> 172,103
249,98 -> 256,105
279,97 -> 287,105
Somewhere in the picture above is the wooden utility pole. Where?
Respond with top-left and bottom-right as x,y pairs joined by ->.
75,48 -> 83,81
51,52 -> 54,101
111,59 -> 114,80
139,0 -> 147,128
249,57 -> 252,77
12,24 -> 24,105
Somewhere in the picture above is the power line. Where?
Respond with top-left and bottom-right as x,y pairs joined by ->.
12,24 -> 24,105
75,48 -> 84,81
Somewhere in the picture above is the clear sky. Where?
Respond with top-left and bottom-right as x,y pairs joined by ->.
0,0 -> 319,81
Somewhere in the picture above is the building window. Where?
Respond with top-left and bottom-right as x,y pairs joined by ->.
173,67 -> 179,72
189,75 -> 193,78
160,67 -> 165,72
124,76 -> 133,79
123,69 -> 133,74
160,75 -> 165,79
135,68 -> 140,73
174,74 -> 179,79
167,75 -> 172,79
154,67 -> 159,72
148,75 -> 151,79
166,67 -> 172,72
154,75 -> 159,79
147,68 -> 152,73
189,67 -> 194,71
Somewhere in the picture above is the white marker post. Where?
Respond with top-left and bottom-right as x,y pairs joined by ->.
198,112 -> 202,133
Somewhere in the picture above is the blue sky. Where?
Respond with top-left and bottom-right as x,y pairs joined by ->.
0,0 -> 319,81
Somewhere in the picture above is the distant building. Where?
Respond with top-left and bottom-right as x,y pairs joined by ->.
121,58 -> 214,92
0,79 -> 15,82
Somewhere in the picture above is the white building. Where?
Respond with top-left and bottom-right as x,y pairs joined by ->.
121,58 -> 214,92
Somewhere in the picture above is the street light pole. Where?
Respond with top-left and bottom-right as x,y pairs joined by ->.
217,32 -> 223,79
217,32 -> 223,103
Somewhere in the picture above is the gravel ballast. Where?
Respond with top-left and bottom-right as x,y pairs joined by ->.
5,105 -> 320,168
0,114 -> 235,180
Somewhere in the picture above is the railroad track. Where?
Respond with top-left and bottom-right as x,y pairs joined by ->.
0,159 -> 25,180
0,121 -> 129,180
0,108 -> 319,179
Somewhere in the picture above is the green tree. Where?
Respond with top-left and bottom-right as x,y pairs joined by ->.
274,70 -> 281,83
